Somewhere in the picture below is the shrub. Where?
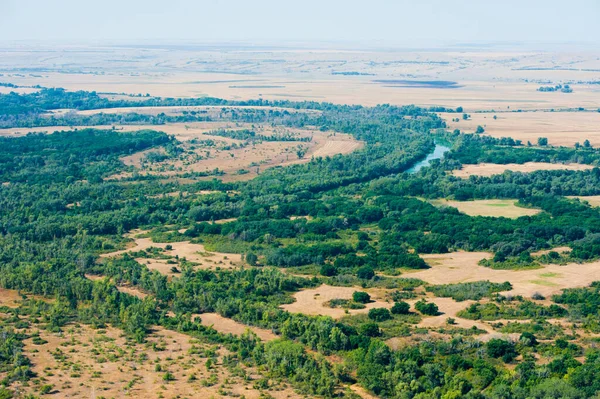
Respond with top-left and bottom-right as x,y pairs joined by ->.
415,299 -> 439,316
320,264 -> 338,277
486,339 -> 517,362
357,266 -> 375,279
359,323 -> 381,337
352,291 -> 371,304
368,308 -> 392,322
391,301 -> 410,315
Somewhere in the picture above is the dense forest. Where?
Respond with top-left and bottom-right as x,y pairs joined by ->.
2,87 -> 600,398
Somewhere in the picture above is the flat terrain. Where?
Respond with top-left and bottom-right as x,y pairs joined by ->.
567,195 -> 600,207
1,44 -> 599,112
453,162 -> 594,177
443,111 -> 600,147
197,313 -> 277,341
429,199 -> 541,218
101,230 -> 242,271
411,251 -> 600,297
16,323 -> 301,399
281,284 -> 392,319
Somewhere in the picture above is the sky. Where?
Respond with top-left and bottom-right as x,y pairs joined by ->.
1,0 -> 599,47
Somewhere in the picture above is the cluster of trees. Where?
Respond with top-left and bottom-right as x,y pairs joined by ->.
538,84 -> 573,93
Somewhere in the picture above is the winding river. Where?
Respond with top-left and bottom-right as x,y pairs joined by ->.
406,143 -> 451,174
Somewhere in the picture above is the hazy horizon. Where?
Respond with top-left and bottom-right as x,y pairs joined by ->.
1,0 -> 599,48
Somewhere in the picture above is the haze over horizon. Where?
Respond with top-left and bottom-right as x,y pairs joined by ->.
1,0 -> 599,48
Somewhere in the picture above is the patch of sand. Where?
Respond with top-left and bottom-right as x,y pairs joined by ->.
453,162 -> 594,178
531,246 -> 572,256
0,288 -> 24,307
281,284 -> 391,319
100,231 -> 242,271
196,313 -> 277,341
411,251 -> 600,297
568,195 -> 600,207
18,323 -> 300,399
430,199 -> 541,218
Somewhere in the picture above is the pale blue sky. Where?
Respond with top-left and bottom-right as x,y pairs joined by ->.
1,0 -> 598,46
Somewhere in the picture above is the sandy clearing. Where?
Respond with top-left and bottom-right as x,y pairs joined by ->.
281,284 -> 391,319
443,111 -> 600,147
196,313 -> 277,341
453,162 -> 595,177
18,323 -> 301,399
214,217 -> 238,224
100,230 -> 242,270
531,246 -> 572,256
311,139 -> 363,158
0,288 -> 25,307
410,251 -> 600,297
568,195 -> 600,207
411,297 -> 495,333
430,199 -> 541,218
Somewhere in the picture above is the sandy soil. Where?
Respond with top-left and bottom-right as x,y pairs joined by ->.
410,251 -> 600,297
443,111 -> 600,147
16,323 -> 301,399
281,284 -> 392,319
0,288 -> 25,307
197,313 -> 277,341
430,199 -> 541,218
568,195 -> 600,207
453,162 -> 594,177
531,246 -> 572,256
101,230 -> 242,270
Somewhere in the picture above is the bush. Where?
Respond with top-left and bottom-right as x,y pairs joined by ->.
486,339 -> 517,362
357,266 -> 375,279
320,264 -> 338,276
391,301 -> 410,315
368,308 -> 392,322
352,291 -> 371,304
415,299 -> 439,316
359,323 -> 381,337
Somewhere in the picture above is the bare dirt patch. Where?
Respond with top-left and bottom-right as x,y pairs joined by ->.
17,323 -> 300,399
281,284 -> 391,319
101,230 -> 242,271
410,251 -> 600,297
568,195 -> 600,207
429,199 -> 541,218
453,162 -> 594,178
0,288 -> 25,308
197,313 -> 277,341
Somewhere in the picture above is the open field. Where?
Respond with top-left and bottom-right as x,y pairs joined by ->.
281,285 -> 392,319
15,323 -> 301,399
197,313 -> 277,341
101,230 -> 242,270
568,195 -> 600,207
411,251 -> 600,297
429,199 -> 541,218
442,111 -> 600,147
2,44 -> 600,111
453,162 -> 595,177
